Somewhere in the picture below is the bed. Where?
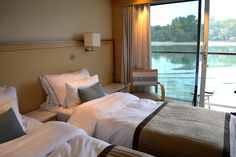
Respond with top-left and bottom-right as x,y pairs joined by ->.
1,116 -> 154,157
67,92 -> 236,157
39,69 -> 236,157
0,116 -> 105,157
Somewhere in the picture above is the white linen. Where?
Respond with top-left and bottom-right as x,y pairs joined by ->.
0,86 -> 6,90
40,69 -> 90,106
64,74 -> 99,107
68,92 -> 162,148
40,103 -> 73,122
68,92 -> 236,157
39,76 -> 54,105
0,121 -> 109,157
0,87 -> 26,131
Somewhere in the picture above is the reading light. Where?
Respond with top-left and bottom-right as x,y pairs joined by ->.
84,32 -> 101,51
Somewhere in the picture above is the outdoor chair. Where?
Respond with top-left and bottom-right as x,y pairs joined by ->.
192,91 -> 215,109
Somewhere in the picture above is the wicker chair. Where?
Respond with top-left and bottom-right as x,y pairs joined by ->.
128,69 -> 165,101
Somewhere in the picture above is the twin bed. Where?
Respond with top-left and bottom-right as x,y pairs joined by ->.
43,92 -> 236,157
38,68 -> 236,157
1,116 -> 107,157
1,116 -> 154,157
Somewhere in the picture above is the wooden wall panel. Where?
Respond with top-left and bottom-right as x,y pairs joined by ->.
0,41 -> 114,113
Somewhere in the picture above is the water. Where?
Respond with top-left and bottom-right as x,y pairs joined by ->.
151,41 -> 236,106
152,53 -> 196,101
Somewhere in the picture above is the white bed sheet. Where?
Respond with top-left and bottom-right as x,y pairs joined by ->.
40,103 -> 73,122
68,92 -> 162,148
68,92 -> 236,157
1,117 -> 109,157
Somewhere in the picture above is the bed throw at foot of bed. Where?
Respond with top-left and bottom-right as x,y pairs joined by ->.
133,102 -> 231,157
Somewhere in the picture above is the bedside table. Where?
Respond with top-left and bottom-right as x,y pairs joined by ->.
104,83 -> 127,94
25,109 -> 57,123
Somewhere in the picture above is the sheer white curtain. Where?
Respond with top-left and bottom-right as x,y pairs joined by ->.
121,4 -> 151,84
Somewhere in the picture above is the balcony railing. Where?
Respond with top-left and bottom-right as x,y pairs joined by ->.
151,50 -> 236,112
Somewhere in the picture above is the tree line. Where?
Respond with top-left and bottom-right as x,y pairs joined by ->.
151,15 -> 236,42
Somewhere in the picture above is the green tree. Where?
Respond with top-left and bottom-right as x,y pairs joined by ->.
170,15 -> 198,41
209,18 -> 236,41
151,15 -> 198,42
151,15 -> 236,42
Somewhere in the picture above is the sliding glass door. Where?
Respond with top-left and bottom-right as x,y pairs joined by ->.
151,0 -> 201,105
151,0 -> 236,111
201,0 -> 236,111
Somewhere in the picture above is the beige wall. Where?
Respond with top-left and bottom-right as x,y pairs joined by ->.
0,0 -> 112,43
0,0 -> 113,113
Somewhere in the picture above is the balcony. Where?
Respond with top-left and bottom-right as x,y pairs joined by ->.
151,42 -> 236,113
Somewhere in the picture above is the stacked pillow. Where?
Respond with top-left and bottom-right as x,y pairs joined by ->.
0,86 -> 26,143
40,68 -> 90,106
40,69 -> 105,108
64,74 -> 101,106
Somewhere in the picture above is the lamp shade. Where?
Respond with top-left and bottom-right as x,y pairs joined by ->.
84,32 -> 101,47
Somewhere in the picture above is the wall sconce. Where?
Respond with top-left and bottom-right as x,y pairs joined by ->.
84,32 -> 101,51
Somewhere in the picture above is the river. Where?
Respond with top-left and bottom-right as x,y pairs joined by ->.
151,41 -> 236,107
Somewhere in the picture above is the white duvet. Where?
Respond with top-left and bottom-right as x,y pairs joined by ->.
0,121 -> 109,157
68,92 -> 236,157
68,92 -> 162,148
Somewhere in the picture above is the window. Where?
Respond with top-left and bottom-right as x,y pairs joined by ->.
151,1 -> 199,102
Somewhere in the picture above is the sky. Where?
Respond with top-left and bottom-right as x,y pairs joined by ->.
151,0 -> 236,26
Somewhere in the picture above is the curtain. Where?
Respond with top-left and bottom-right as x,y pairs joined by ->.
121,4 -> 151,84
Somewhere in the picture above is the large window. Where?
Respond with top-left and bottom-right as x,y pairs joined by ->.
151,1 -> 199,102
151,0 -> 236,110
204,0 -> 236,109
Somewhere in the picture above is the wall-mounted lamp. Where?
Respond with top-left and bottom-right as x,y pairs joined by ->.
84,32 -> 101,51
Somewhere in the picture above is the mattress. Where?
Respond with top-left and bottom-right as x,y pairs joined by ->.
40,102 -> 73,121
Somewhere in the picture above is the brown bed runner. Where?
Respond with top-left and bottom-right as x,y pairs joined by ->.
98,145 -> 154,157
133,102 -> 231,157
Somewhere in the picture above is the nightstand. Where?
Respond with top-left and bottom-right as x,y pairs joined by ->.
25,109 -> 57,123
104,83 -> 127,94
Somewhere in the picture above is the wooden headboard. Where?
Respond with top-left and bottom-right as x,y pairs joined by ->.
0,40 -> 114,113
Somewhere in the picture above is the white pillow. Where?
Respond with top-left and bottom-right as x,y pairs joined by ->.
0,86 -> 6,91
40,68 -> 90,106
39,76 -> 55,105
40,69 -> 90,105
64,75 -> 99,107
0,87 -> 26,131
0,99 -> 16,114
